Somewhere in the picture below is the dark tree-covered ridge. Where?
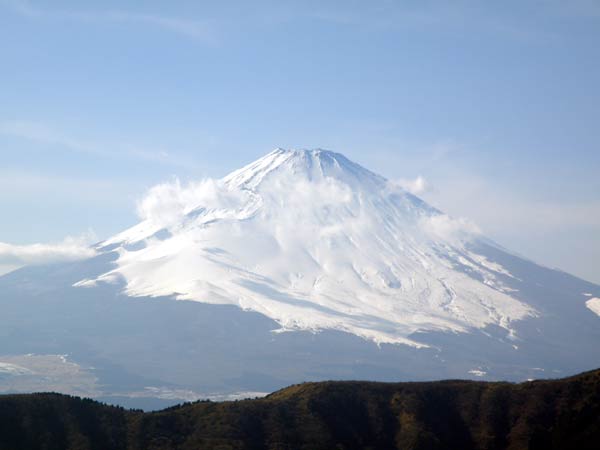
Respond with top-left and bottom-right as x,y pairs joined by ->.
1,368 -> 599,450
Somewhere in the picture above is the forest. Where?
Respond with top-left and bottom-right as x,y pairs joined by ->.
0,368 -> 599,449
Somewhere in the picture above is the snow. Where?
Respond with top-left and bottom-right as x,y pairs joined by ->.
86,149 -> 535,346
585,298 -> 600,317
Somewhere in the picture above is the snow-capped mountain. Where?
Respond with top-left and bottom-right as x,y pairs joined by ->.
1,149 -> 599,407
82,149 -> 532,346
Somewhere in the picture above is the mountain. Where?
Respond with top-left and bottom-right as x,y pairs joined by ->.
2,367 -> 600,450
89,149 -> 533,346
1,149 -> 599,406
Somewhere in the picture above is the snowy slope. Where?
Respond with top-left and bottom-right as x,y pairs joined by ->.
81,149 -> 535,346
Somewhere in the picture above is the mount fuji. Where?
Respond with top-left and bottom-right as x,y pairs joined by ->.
85,149 -> 533,346
1,149 -> 599,408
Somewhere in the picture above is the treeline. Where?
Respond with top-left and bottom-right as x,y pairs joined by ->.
1,368 -> 599,449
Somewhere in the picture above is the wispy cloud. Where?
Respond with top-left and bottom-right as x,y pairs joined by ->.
305,1 -> 561,44
392,175 -> 430,195
136,177 -> 251,228
420,214 -> 482,243
0,120 -> 97,156
1,0 -> 215,42
0,231 -> 97,267
0,168 -> 139,202
422,173 -> 600,234
0,120 -> 203,169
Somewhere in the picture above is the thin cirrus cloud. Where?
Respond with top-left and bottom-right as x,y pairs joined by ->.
306,1 -> 562,44
421,173 -> 600,234
0,120 -> 100,157
0,120 -> 201,169
1,0 -> 215,42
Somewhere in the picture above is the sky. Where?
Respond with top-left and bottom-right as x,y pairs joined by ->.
0,0 -> 599,283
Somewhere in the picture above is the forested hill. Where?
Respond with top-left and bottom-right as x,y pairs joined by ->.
1,368 -> 599,450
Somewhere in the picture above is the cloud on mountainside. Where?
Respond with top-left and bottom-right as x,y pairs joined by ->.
392,176 -> 430,195
0,231 -> 97,267
420,214 -> 482,242
136,173 -> 481,246
136,178 -> 248,227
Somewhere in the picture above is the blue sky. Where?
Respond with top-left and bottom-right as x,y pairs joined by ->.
0,0 -> 599,283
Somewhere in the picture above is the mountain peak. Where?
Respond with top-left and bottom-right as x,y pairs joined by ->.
223,148 -> 386,191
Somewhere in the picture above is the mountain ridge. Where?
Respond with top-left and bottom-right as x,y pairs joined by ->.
1,367 -> 599,450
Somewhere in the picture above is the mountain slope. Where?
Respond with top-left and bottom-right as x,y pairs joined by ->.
1,368 -> 600,450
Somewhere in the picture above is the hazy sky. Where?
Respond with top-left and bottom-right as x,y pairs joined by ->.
0,0 -> 599,283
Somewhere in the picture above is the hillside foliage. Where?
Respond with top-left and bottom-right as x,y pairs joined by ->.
1,368 -> 599,449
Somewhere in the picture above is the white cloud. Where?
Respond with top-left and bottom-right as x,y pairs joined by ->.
136,179 -> 194,227
393,176 -> 430,195
420,214 -> 481,243
418,170 -> 600,283
136,178 -> 246,227
422,174 -> 600,233
0,231 -> 97,266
